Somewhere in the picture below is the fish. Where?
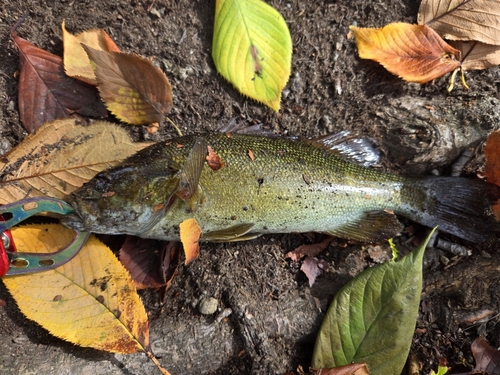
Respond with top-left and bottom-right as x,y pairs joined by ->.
61,133 -> 500,243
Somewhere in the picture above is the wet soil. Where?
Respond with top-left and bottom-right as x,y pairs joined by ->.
1,1 -> 500,374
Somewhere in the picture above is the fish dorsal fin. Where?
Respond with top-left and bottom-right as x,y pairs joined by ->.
324,210 -> 402,242
176,137 -> 208,211
306,131 -> 381,167
202,223 -> 255,242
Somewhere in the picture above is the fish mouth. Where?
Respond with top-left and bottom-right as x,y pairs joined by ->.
60,211 -> 88,231
59,194 -> 99,232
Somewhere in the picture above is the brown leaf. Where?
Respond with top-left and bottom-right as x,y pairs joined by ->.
0,118 -> 151,204
62,21 -> 121,85
206,145 -> 225,171
350,23 -> 461,84
83,46 -> 173,125
300,256 -> 329,287
119,236 -> 180,290
286,237 -> 333,261
471,337 -> 500,374
12,31 -> 108,133
418,0 -> 500,46
179,218 -> 202,265
450,40 -> 500,70
485,131 -> 500,186
484,130 -> 500,220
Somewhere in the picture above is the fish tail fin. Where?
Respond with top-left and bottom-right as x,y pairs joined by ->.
405,177 -> 500,243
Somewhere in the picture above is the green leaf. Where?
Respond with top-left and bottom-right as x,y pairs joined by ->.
430,365 -> 449,375
212,0 -> 292,111
312,229 -> 436,375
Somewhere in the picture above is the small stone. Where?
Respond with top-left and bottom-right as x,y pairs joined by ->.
198,297 -> 218,315
13,335 -> 28,344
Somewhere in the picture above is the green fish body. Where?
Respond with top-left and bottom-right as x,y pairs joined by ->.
62,133 -> 500,243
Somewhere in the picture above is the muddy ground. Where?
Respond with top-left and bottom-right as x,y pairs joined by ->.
1,0 -> 500,374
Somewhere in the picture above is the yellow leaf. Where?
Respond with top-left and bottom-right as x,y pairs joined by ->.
212,0 -> 292,111
0,118 -> 151,204
83,46 -> 173,125
62,21 -> 121,85
3,224 -> 148,353
179,218 -> 202,265
350,23 -> 461,84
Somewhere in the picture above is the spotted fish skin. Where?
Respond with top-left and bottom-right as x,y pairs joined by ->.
62,133 -> 500,243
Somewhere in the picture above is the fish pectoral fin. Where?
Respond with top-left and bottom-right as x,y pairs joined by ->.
184,185 -> 206,212
324,211 -> 402,242
176,137 -> 208,207
202,223 -> 256,242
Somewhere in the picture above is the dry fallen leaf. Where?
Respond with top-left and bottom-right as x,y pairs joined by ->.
119,236 -> 180,289
248,149 -> 255,161
206,145 -> 225,171
83,46 -> 173,125
418,0 -> 500,46
350,22 -> 461,83
484,130 -> 500,220
12,31 -> 108,133
179,218 -> 202,265
0,118 -> 151,204
62,21 -> 121,85
3,224 -> 149,353
471,337 -> 500,374
485,130 -> 500,186
450,40 -> 500,71
301,256 -> 329,287
286,236 -> 333,261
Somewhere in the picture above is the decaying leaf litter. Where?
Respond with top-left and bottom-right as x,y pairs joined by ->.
2,1 -> 500,375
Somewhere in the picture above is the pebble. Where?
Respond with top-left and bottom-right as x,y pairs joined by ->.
12,335 -> 28,344
198,297 -> 218,315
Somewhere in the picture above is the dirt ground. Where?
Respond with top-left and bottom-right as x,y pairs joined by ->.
1,1 -> 500,374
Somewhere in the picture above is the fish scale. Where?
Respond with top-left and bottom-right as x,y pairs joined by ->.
61,133 -> 500,243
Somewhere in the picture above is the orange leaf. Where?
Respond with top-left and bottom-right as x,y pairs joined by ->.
83,46 -> 173,125
248,149 -> 255,161
179,218 -> 202,265
12,31 -> 108,133
62,21 -> 121,85
285,237 -> 333,261
350,22 -> 461,83
206,145 -> 225,170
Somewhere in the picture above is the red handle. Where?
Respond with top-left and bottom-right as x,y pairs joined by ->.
0,215 -> 16,277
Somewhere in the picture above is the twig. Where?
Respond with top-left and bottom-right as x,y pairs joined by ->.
165,117 -> 183,137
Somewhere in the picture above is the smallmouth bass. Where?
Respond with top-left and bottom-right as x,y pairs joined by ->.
62,133 -> 500,243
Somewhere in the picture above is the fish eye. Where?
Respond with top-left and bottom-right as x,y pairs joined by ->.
94,173 -> 113,192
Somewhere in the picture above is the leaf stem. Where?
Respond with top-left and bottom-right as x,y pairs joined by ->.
146,350 -> 172,375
